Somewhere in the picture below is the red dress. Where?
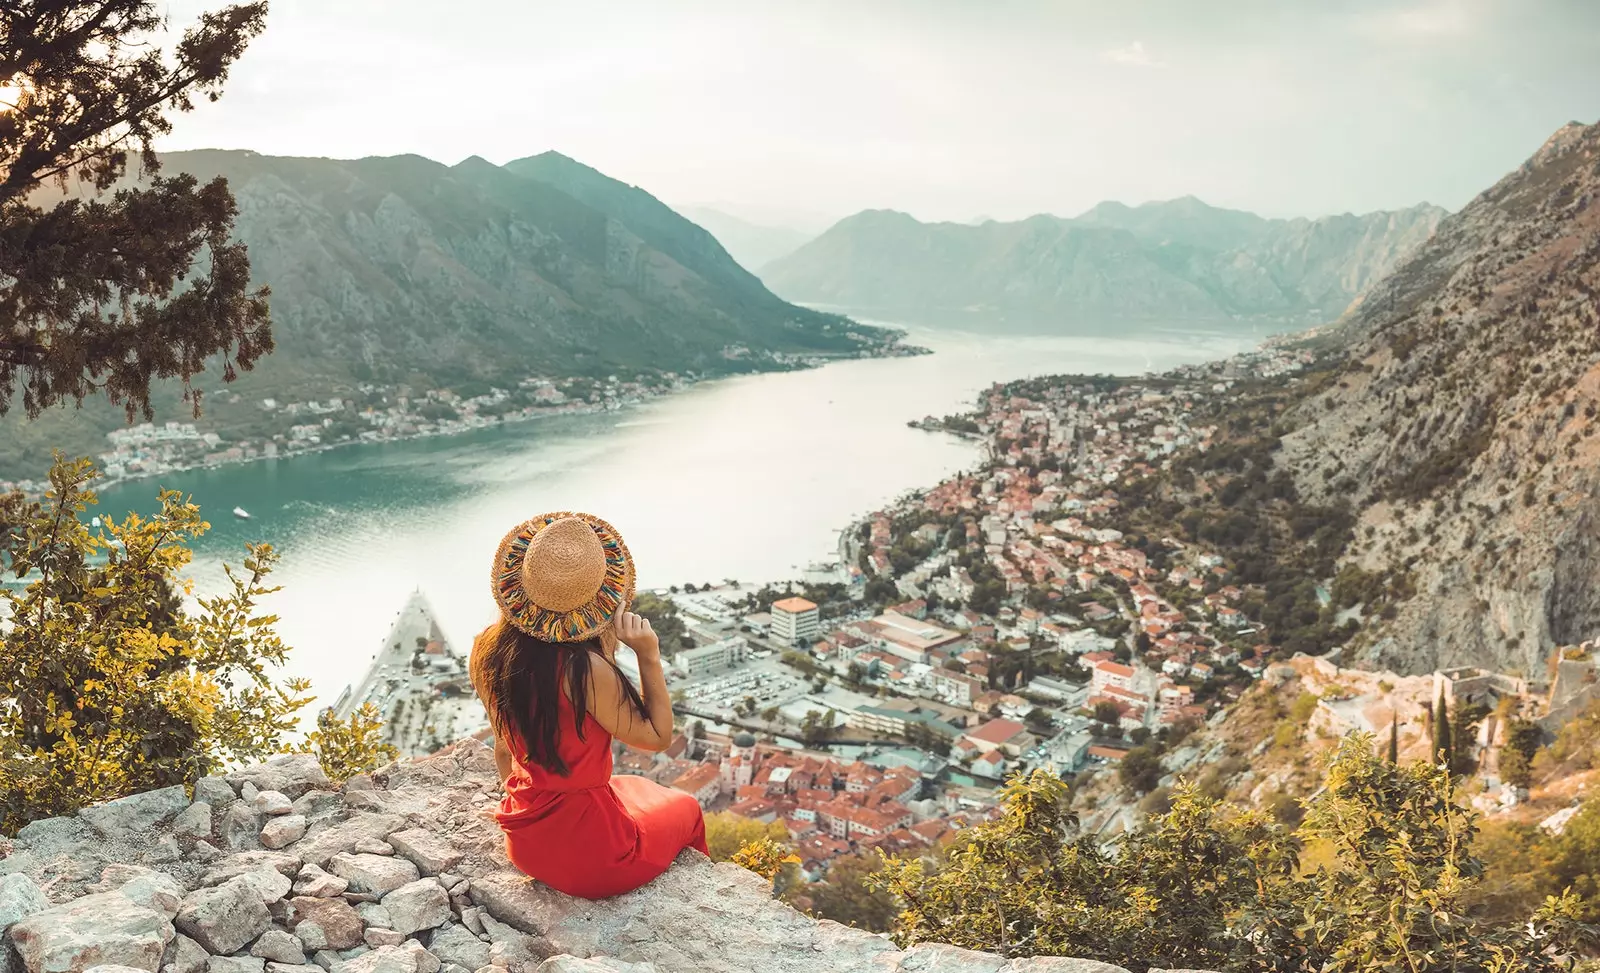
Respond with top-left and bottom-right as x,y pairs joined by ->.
494,689 -> 709,899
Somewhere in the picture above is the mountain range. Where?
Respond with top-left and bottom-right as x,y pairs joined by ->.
3,150 -> 890,477
761,198 -> 1448,329
675,206 -> 814,272
1271,118 -> 1600,677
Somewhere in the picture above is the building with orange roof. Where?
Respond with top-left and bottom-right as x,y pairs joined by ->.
671,763 -> 723,808
963,717 -> 1031,756
772,596 -> 820,646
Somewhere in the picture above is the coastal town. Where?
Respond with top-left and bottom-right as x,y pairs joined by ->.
330,331 -> 1600,879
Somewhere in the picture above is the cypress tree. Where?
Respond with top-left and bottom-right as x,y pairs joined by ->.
1434,694 -> 1452,768
1388,717 -> 1399,764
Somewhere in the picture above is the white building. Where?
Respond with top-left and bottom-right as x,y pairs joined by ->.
771,597 -> 820,646
676,636 -> 749,678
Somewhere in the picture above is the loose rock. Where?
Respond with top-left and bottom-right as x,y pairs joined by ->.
384,832 -> 461,878
174,878 -> 271,956
171,804 -> 213,841
219,805 -> 263,852
351,840 -> 393,858
252,792 -> 294,817
207,958 -> 266,973
284,898 -> 365,951
251,929 -> 309,965
79,787 -> 190,837
361,931 -> 404,948
328,855 -> 417,897
425,925 -> 490,972
192,778 -> 237,807
0,873 -> 49,931
379,880 -> 449,936
162,934 -> 209,973
292,866 -> 348,899
261,816 -> 308,851
9,891 -> 175,973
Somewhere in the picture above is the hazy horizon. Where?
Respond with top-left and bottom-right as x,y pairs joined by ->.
155,0 -> 1600,229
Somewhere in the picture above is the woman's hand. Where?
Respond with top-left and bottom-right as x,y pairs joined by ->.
613,606 -> 661,662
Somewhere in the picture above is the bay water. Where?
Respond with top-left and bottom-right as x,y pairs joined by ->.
91,324 -> 1259,706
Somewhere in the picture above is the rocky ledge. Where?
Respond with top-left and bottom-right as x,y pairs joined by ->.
0,741 -> 1194,973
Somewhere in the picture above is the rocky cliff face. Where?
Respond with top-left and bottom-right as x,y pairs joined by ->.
1276,119 -> 1600,676
760,198 -> 1445,329
0,746 -> 1188,973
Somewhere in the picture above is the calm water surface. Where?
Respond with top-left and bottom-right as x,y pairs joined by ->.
92,324 -> 1257,704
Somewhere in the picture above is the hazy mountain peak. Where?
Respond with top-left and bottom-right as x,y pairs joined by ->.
764,194 -> 1446,327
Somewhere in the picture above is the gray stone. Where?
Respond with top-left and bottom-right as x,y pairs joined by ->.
330,946 -> 431,973
83,966 -> 160,973
328,855 -> 417,897
201,852 -> 303,887
251,930 -> 308,965
262,816 -> 308,850
190,841 -> 224,863
117,872 -> 186,917
238,868 -> 293,906
360,931 -> 403,949
9,891 -> 175,973
351,840 -> 392,857
457,908 -> 485,938
193,778 -> 238,807
221,805 -> 264,851
383,832 -> 461,878
423,925 -> 489,972
290,793 -> 344,819
1004,963 -> 1132,973
284,898 -> 365,951
13,815 -> 88,847
352,905 -> 389,930
311,955 -> 340,973
293,865 -> 348,899
252,792 -> 294,817
535,960 -> 657,973
146,836 -> 183,865
378,880 -> 449,936
175,878 -> 272,956
266,966 -> 325,973
294,815 -> 408,869
207,959 -> 266,973
0,873 -> 48,931
79,787 -> 190,837
172,804 -> 213,840
241,783 -> 261,803
229,756 -> 332,801
161,935 -> 208,973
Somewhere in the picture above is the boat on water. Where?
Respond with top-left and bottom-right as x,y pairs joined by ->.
233,507 -> 251,520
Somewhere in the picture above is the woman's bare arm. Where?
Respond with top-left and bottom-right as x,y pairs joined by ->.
585,609 -> 675,752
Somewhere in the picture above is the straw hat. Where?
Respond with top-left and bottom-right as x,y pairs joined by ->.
491,512 -> 636,642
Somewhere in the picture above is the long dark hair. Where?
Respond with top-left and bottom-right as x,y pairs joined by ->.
471,618 -> 648,775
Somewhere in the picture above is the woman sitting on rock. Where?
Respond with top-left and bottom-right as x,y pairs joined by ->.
469,512 -> 708,899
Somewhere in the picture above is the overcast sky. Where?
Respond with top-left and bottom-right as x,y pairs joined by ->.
159,0 -> 1600,229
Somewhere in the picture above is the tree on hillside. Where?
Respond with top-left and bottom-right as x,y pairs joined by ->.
0,460 -> 313,831
802,852 -> 900,932
702,811 -> 789,863
0,0 -> 272,420
871,737 -> 1593,972
1434,693 -> 1452,768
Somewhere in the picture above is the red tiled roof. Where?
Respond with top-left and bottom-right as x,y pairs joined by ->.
966,718 -> 1027,745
